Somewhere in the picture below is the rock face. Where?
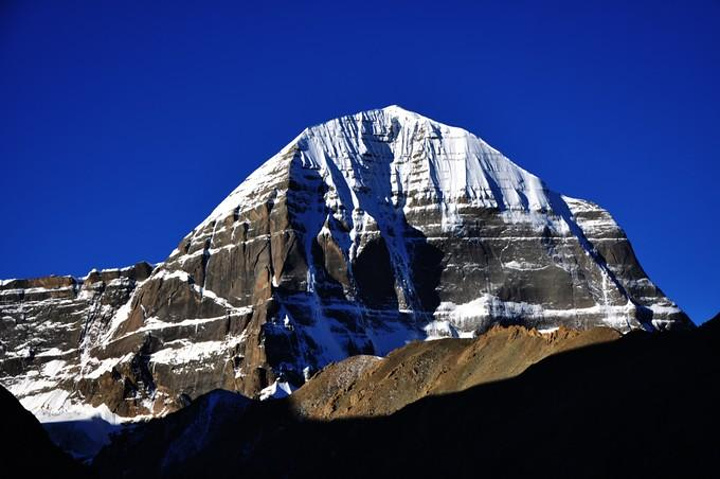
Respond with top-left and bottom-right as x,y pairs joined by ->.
0,263 -> 154,417
0,106 -> 691,418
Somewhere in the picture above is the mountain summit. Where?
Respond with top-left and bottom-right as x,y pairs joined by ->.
0,106 -> 691,418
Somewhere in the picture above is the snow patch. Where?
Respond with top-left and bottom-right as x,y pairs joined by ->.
538,326 -> 560,334
503,260 -> 548,271
36,347 -> 77,357
259,380 -> 295,400
149,336 -> 245,367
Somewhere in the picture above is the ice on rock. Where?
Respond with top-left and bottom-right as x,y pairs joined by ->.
198,105 -> 553,233
259,380 -> 295,401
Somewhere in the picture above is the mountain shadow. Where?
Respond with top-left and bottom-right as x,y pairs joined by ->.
92,318 -> 720,478
0,385 -> 95,478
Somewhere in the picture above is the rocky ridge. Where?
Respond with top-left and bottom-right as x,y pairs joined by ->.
291,325 -> 621,419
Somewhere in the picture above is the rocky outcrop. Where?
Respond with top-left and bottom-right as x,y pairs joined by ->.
0,263 -> 153,417
0,106 -> 692,419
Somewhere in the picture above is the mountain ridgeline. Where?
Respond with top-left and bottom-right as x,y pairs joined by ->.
0,106 -> 692,420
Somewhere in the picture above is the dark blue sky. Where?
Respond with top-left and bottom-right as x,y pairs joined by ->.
1,1 -> 718,323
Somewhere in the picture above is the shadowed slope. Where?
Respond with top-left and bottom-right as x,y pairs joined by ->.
0,385 -> 94,478
93,319 -> 720,478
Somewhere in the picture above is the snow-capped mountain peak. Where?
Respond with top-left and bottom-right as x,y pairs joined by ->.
201,105 -> 550,233
0,107 -> 691,422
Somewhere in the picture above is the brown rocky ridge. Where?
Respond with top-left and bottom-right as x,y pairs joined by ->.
291,324 -> 621,419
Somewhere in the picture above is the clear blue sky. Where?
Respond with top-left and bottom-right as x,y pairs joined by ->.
1,1 -> 718,323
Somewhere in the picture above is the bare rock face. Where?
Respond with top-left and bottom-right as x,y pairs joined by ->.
0,263 -> 153,416
0,106 -> 692,419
